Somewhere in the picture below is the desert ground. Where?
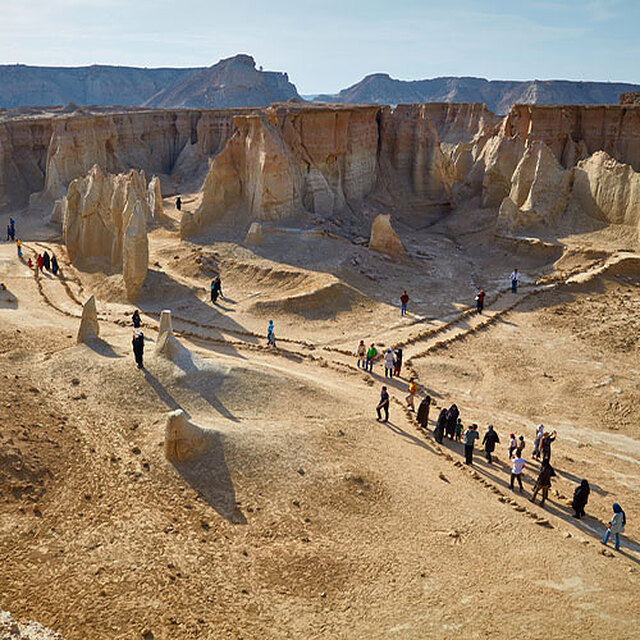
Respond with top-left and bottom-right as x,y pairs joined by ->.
1,195 -> 639,640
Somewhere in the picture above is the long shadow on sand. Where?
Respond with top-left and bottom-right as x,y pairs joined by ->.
84,336 -> 122,359
172,430 -> 247,525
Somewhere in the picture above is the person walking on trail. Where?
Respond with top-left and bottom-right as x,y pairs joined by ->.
446,404 -> 459,439
532,424 -> 544,460
455,418 -> 464,442
356,340 -> 366,369
476,289 -> 485,314
384,348 -> 395,379
132,310 -> 142,329
366,343 -> 377,373
132,330 -> 145,369
400,290 -> 409,316
42,251 -> 51,272
541,430 -> 557,462
376,386 -> 390,422
176,196 -> 182,211
393,347 -> 403,377
406,377 -> 418,410
508,433 -> 517,459
510,450 -> 526,492
510,268 -> 520,293
518,435 -> 525,453
482,424 -> 500,464
463,424 -> 479,465
530,459 -> 556,506
16,240 -> 22,258
50,254 -> 59,276
36,254 -> 44,274
210,276 -> 222,303
572,479 -> 590,519
435,408 -> 448,444
601,503 -> 626,551
267,320 -> 276,347
417,395 -> 431,428
6,224 -> 11,241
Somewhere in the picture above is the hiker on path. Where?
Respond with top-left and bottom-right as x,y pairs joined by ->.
482,424 -> 500,464
455,418 -> 463,442
366,343 -> 377,373
393,347 -> 403,377
435,408 -> 447,444
132,330 -> 145,369
356,340 -> 366,369
6,224 -> 11,241
42,251 -> 51,272
510,269 -> 520,293
508,433 -> 517,459
36,254 -> 44,274
518,435 -> 526,453
384,348 -> 395,379
406,377 -> 418,410
176,196 -> 182,211
417,395 -> 431,428
50,254 -> 59,276
541,430 -> 557,462
16,240 -> 22,258
446,404 -> 459,439
572,479 -> 590,519
210,276 -> 222,303
532,424 -> 544,460
463,424 -> 479,465
530,459 -> 556,506
601,503 -> 626,551
376,386 -> 390,422
267,320 -> 276,347
510,450 -> 526,492
132,310 -> 142,328
400,290 -> 409,316
28,257 -> 33,269
476,289 -> 485,314
8,218 -> 15,240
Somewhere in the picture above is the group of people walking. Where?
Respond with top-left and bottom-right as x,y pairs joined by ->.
356,341 -> 403,377
28,250 -> 59,275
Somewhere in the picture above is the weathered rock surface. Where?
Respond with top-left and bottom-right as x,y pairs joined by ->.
165,410 -> 209,463
244,222 -> 263,245
0,607 -> 65,640
156,328 -> 181,359
122,200 -> 148,299
77,295 -> 99,343
158,310 -> 173,336
147,175 -> 163,218
369,214 -> 405,258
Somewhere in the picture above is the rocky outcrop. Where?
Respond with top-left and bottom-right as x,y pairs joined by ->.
244,222 -> 263,245
122,200 -> 148,299
158,310 -> 173,336
165,410 -> 209,463
369,214 -> 405,257
77,295 -> 99,343
147,175 -> 163,218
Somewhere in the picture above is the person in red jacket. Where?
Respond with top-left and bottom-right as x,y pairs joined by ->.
400,290 -> 409,316
476,289 -> 485,314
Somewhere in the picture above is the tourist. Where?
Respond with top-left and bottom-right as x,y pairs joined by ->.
366,343 -> 377,373
42,251 -> 51,271
476,289 -> 485,314
356,340 -> 366,369
510,268 -> 520,293
530,459 -> 556,506
376,385 -> 390,422
417,395 -> 431,428
267,320 -> 276,347
16,240 -> 22,258
435,408 -> 448,444
508,433 -> 517,459
541,430 -> 557,462
446,404 -> 459,439
393,347 -> 403,377
132,310 -> 142,328
400,290 -> 409,316
518,435 -> 526,453
210,276 -> 222,303
463,424 -> 479,465
572,479 -> 590,519
510,449 -> 526,492
532,424 -> 544,460
132,330 -> 145,369
176,196 -> 182,211
6,224 -> 11,241
601,503 -> 626,551
27,257 -> 32,270
384,348 -> 395,378
455,418 -> 463,442
36,254 -> 44,274
482,424 -> 500,464
406,377 -> 418,410
50,254 -> 59,275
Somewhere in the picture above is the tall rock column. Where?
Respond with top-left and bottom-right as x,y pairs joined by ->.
122,201 -> 148,300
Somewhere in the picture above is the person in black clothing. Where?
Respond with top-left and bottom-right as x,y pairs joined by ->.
132,310 -> 142,328
482,424 -> 500,464
541,430 -> 557,462
50,254 -> 59,275
393,347 -> 403,377
416,395 -> 431,429
176,196 -> 182,211
446,404 -> 459,439
42,251 -> 51,271
572,479 -> 590,519
211,276 -> 222,303
434,408 -> 447,444
476,289 -> 485,314
132,330 -> 145,369
376,386 -> 390,422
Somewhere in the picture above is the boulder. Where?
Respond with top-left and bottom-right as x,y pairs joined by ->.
158,310 -> 173,336
164,409 -> 209,463
155,328 -> 181,359
244,222 -> 263,245
77,295 -> 99,343
122,201 -> 148,300
369,214 -> 405,258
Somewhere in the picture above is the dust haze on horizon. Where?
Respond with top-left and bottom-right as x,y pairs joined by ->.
0,0 -> 638,94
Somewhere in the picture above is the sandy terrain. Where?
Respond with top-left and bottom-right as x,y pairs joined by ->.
0,198 -> 639,640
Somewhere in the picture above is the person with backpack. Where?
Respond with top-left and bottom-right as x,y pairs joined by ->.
132,330 -> 145,369
510,449 -> 526,492
482,424 -> 500,464
463,424 -> 479,465
530,459 -> 556,506
356,340 -> 366,369
384,348 -> 395,379
400,290 -> 409,316
572,479 -> 590,519
365,343 -> 377,373
601,503 -> 626,551
376,386 -> 390,422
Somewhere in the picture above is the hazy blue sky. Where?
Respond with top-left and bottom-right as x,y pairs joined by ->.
1,0 -> 637,93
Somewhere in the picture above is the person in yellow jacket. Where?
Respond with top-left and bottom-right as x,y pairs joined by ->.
406,377 -> 418,410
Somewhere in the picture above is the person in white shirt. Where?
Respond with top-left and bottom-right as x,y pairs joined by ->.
384,348 -> 395,379
510,450 -> 526,492
510,268 -> 520,293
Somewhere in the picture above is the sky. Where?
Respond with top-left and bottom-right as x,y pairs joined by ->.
0,0 -> 638,94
